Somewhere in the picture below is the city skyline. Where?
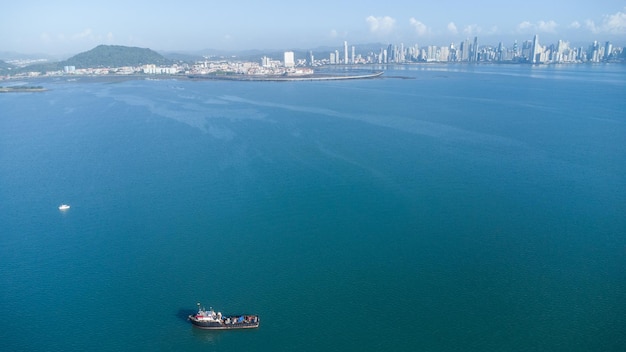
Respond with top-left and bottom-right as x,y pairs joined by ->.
3,34 -> 620,81
322,35 -> 621,65
1,1 -> 625,56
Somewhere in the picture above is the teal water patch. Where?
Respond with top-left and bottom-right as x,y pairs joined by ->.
1,65 -> 625,351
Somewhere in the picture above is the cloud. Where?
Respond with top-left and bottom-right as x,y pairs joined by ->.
518,21 -> 533,31
38,28 -> 117,48
72,28 -> 93,40
586,20 -> 599,33
569,21 -> 581,29
517,20 -> 558,33
447,22 -> 458,35
328,29 -> 347,39
463,24 -> 482,36
584,14 -> 623,34
537,20 -> 557,33
487,25 -> 499,35
365,15 -> 395,34
518,10 -> 625,36
40,32 -> 51,43
603,8 -> 626,34
409,18 -> 429,36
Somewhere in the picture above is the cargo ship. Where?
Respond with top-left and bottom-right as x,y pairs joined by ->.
188,303 -> 259,330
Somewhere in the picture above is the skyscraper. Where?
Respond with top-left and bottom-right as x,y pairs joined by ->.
471,36 -> 479,62
387,44 -> 394,62
604,41 -> 613,61
448,42 -> 456,62
530,35 -> 540,63
460,39 -> 470,61
261,56 -> 271,67
283,51 -> 295,68
351,46 -> 355,64
344,41 -> 348,64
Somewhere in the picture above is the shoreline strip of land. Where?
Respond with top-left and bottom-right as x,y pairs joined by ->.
187,71 -> 384,81
0,86 -> 47,93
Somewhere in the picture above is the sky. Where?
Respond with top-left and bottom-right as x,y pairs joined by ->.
1,1 -> 625,56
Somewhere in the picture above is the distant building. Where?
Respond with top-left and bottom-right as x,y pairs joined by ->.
284,51 -> 295,68
471,37 -> 479,62
351,46 -> 355,64
531,35 -> 541,63
261,56 -> 272,67
460,39 -> 470,61
604,41 -> 613,61
143,64 -> 177,74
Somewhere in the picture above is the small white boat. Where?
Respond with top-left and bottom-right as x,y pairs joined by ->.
58,204 -> 70,211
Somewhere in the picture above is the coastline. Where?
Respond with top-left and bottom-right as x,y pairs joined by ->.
1,70 -> 386,85
5,61 -> 622,86
187,71 -> 384,81
0,86 -> 47,93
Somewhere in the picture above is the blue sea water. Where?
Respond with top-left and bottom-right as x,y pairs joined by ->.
1,64 -> 625,351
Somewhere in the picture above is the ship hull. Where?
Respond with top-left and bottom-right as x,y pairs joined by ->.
188,315 -> 259,330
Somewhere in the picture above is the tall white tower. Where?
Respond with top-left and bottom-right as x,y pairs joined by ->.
284,51 -> 295,68
351,46 -> 355,64
344,41 -> 348,64
531,35 -> 540,63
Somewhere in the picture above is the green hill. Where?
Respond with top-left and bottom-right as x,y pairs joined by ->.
0,59 -> 16,74
63,45 -> 172,68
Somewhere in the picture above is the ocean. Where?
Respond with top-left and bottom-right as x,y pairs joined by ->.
1,64 -> 625,351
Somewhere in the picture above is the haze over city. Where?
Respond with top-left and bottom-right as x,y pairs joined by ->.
2,1 -> 625,56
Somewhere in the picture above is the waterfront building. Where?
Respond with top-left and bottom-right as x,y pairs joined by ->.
386,44 -> 393,62
497,42 -> 504,62
460,39 -> 470,61
143,64 -> 177,74
440,46 -> 450,62
261,56 -> 271,67
351,46 -> 355,64
448,43 -> 457,62
284,51 -> 295,68
604,41 -> 613,61
471,37 -> 479,62
530,35 -> 541,63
